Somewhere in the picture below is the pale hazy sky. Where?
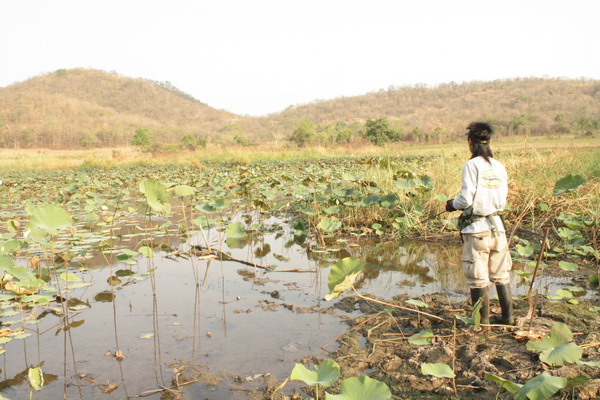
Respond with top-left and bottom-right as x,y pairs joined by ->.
1,0 -> 599,116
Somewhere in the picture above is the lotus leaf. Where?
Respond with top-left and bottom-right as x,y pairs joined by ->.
558,261 -> 578,271
59,273 -> 81,283
140,180 -> 171,215
0,256 -> 13,270
553,174 -> 586,195
290,359 -> 340,388
226,222 -> 247,238
28,366 -> 44,391
27,204 -> 73,235
325,376 -> 391,400
318,217 -> 342,233
526,322 -> 582,366
325,258 -> 365,301
484,372 -> 522,393
405,299 -> 429,308
514,372 -> 567,400
172,184 -> 196,197
408,329 -> 434,346
420,363 -> 455,378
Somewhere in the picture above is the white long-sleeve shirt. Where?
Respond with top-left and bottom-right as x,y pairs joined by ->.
451,156 -> 508,234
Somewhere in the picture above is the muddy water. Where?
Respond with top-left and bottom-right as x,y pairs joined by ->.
1,217 -> 474,400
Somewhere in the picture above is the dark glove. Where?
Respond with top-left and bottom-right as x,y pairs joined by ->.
445,199 -> 457,212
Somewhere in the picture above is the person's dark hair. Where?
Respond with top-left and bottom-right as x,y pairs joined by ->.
466,122 -> 494,163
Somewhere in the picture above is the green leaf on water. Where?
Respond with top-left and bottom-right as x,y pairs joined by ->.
318,217 -> 342,233
140,180 -> 171,215
420,363 -> 455,378
225,222 -> 247,238
325,258 -> 365,301
555,289 -> 573,299
558,261 -> 578,271
514,372 -> 567,400
59,273 -> 81,283
325,376 -> 392,400
27,204 -> 73,235
553,174 -> 586,196
0,256 -> 13,270
28,366 -> 44,391
290,359 -> 340,388
138,246 -> 155,258
408,329 -> 434,346
0,337 -> 12,345
484,372 -> 522,394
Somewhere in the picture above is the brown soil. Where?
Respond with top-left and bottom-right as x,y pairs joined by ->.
315,292 -> 600,399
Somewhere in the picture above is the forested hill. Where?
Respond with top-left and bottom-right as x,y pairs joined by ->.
1,68 -> 599,149
271,78 -> 600,142
0,68 -> 245,148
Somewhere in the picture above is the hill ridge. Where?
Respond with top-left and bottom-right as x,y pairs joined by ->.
1,69 -> 599,148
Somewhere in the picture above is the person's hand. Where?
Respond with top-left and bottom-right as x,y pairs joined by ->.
445,199 -> 457,212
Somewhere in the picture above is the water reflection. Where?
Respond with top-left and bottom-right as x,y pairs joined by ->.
3,211 -> 592,399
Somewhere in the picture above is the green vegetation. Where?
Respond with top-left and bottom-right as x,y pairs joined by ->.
0,140 -> 597,398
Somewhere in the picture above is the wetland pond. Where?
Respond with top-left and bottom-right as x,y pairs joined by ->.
0,213 -> 586,400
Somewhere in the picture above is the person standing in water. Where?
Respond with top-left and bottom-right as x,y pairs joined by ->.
446,122 -> 513,328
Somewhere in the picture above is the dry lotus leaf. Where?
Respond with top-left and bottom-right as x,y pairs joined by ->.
3,282 -> 35,295
114,350 -> 125,361
29,255 -> 41,270
0,328 -> 17,338
103,383 -> 119,394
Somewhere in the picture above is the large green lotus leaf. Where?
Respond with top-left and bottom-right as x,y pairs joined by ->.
318,217 -> 342,233
290,359 -> 340,388
553,174 -> 586,196
325,376 -> 391,400
514,372 -> 567,400
9,266 -> 36,281
140,180 -> 171,215
484,372 -> 522,394
226,237 -> 247,249
540,343 -> 583,366
171,184 -> 196,197
325,258 -> 365,301
408,329 -> 434,346
420,363 -> 455,378
225,222 -> 247,238
28,366 -> 44,391
27,204 -> 73,235
0,240 -> 21,254
0,256 -> 14,270
527,322 -> 573,352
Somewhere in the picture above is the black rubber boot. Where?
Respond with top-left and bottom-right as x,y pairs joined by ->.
495,283 -> 514,325
470,287 -> 490,327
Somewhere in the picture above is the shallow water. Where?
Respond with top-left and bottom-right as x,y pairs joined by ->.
0,214 -> 592,399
